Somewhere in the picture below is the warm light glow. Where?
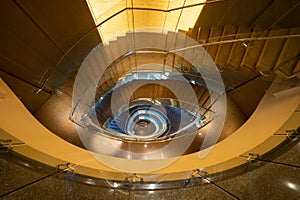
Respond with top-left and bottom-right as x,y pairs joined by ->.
286,182 -> 297,190
86,0 -> 204,42
85,178 -> 96,185
113,182 -> 119,187
148,183 -> 156,189
86,0 -> 123,20
116,140 -> 122,145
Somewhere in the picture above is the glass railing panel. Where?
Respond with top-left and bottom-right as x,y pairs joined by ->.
133,183 -> 235,200
0,152 -> 56,198
273,140 -> 300,167
215,151 -> 300,200
267,120 -> 300,167
0,155 -> 130,199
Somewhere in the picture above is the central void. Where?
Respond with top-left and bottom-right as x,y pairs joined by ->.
125,107 -> 168,139
103,103 -> 200,140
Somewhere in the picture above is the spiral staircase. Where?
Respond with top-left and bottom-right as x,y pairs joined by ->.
0,0 -> 300,199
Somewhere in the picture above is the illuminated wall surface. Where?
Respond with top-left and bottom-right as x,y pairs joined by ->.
86,0 -> 205,41
0,0 -> 300,199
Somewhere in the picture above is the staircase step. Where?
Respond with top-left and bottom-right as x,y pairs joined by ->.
117,55 -> 130,75
156,84 -> 167,98
112,85 -> 127,110
256,28 -> 290,75
194,86 -> 203,99
129,54 -> 137,73
241,26 -> 267,71
179,29 -> 198,71
206,26 -> 223,62
294,59 -> 300,79
84,48 -> 109,90
136,53 -> 165,68
130,31 -> 167,50
93,47 -> 109,68
198,89 -> 209,106
116,35 -> 129,57
125,32 -> 135,51
103,41 -> 117,65
189,27 -> 198,40
227,25 -> 251,70
109,41 -> 122,82
114,61 -> 124,79
103,73 -> 111,92
167,31 -> 186,69
197,26 -> 210,45
195,26 -> 211,70
173,53 -> 183,70
274,27 -> 300,79
97,69 -> 110,89
81,58 -> 99,86
114,35 -> 130,78
215,25 -> 237,70
164,53 -> 176,70
124,81 -> 136,103
117,53 -> 134,76
187,28 -> 193,38
201,94 -> 212,110
108,40 -> 120,59
167,30 -> 186,51
98,81 -> 108,95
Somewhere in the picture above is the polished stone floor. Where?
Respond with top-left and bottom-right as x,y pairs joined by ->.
0,141 -> 299,200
